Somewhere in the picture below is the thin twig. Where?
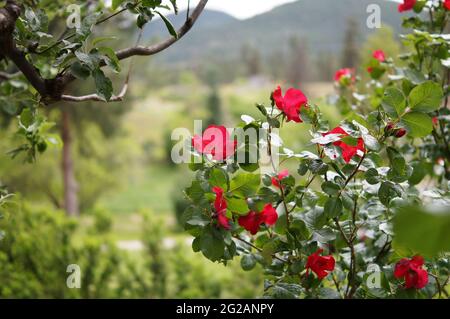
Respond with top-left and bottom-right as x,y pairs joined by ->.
233,235 -> 288,264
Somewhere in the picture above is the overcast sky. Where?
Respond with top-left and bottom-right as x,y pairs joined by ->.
177,0 -> 298,19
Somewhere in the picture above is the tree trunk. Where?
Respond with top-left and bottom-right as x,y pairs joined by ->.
61,109 -> 79,216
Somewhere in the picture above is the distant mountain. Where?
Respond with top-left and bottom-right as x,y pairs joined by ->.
142,0 -> 405,65
142,9 -> 238,40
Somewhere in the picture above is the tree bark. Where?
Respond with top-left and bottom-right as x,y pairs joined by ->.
61,109 -> 79,216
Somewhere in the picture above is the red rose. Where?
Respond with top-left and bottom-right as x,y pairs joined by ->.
373,50 -> 386,62
212,186 -> 231,230
394,256 -> 429,289
238,204 -> 278,235
192,125 -> 237,161
271,169 -> 290,188
322,127 -> 366,163
306,249 -> 335,280
445,0 -> 450,10
334,68 -> 354,82
398,0 -> 416,12
368,50 -> 386,73
272,86 -> 308,123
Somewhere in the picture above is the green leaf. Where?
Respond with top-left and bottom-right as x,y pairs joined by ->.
290,218 -> 311,240
297,162 -> 308,176
199,227 -> 225,262
256,103 -> 267,116
386,147 -> 406,174
382,87 -> 406,117
394,206 -> 450,257
365,168 -> 380,185
303,207 -> 327,230
226,197 -> 249,215
1,99 -> 17,115
112,0 -> 125,10
229,173 -> 260,198
185,181 -> 204,204
155,11 -> 178,39
400,112 -> 433,138
240,254 -> 257,271
98,47 -> 121,73
92,36 -> 117,46
75,51 -> 96,70
408,81 -> 443,112
324,198 -> 343,218
408,161 -> 428,186
93,69 -> 113,101
184,207 -> 210,226
208,168 -> 228,189
321,181 -> 341,196
70,61 -> 91,79
169,0 -> 178,14
309,159 -> 328,175
378,182 -> 402,207
19,108 -> 34,127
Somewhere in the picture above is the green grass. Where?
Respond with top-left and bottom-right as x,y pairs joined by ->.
99,165 -> 183,215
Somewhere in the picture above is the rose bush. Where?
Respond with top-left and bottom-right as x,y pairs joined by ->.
181,1 -> 450,299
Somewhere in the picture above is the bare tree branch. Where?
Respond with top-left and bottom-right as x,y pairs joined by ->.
114,0 -> 208,60
61,84 -> 128,102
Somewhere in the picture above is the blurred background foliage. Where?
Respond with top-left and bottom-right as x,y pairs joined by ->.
0,0 -> 409,298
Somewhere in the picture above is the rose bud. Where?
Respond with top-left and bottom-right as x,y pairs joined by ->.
384,122 -> 395,136
394,128 -> 407,138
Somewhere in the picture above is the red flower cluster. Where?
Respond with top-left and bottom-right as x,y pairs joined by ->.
192,125 -> 237,161
212,186 -> 231,229
273,86 -> 308,123
394,256 -> 429,289
446,0 -> 450,10
372,50 -> 386,62
368,50 -> 387,73
334,68 -> 354,83
398,0 -> 416,12
271,169 -> 289,188
238,204 -> 278,235
306,249 -> 335,280
322,127 -> 366,163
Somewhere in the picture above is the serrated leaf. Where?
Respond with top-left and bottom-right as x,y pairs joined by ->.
226,197 -> 249,215
408,81 -> 443,112
324,198 -> 343,218
93,69 -> 113,101
229,173 -> 260,198
382,87 -> 406,117
321,181 -> 341,196
401,112 -> 433,138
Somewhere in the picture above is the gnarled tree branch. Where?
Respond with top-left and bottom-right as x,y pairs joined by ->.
58,0 -> 208,102
0,1 -> 49,96
0,0 -> 209,104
